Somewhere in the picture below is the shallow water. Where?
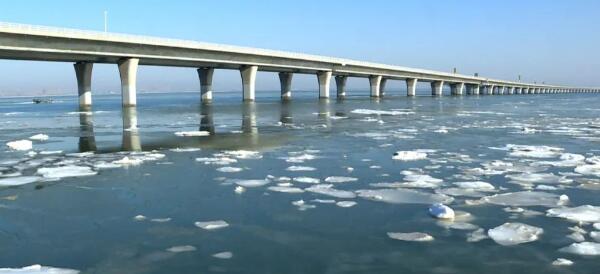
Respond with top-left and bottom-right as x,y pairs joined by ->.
1,90 -> 600,273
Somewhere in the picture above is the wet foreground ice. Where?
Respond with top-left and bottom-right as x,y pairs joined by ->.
2,92 -> 600,273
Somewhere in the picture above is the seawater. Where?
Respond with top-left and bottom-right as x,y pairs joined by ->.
1,91 -> 600,273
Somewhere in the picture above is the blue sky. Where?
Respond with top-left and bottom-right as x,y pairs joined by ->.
0,0 -> 599,95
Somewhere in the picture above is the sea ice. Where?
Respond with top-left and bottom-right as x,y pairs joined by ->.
216,167 -> 243,173
286,166 -> 316,171
29,134 -> 49,141
488,222 -> 544,246
212,251 -> 233,259
0,264 -> 79,273
552,258 -> 574,266
222,150 -> 262,159
574,164 -> 600,177
234,186 -> 245,194
194,220 -> 229,230
305,184 -> 356,199
559,242 -> 600,256
294,177 -> 320,184
113,157 -> 143,165
36,166 -> 97,179
393,151 -> 427,161
357,188 -> 453,205
467,228 -> 488,242
336,201 -> 357,208
503,144 -> 563,158
546,205 -> 600,223
6,140 -> 32,151
453,181 -> 496,191
0,176 -> 41,186
481,191 -> 568,207
234,179 -> 269,188
387,232 -> 434,242
324,176 -> 358,183
267,186 -> 304,193
166,245 -> 196,253
174,131 -> 210,137
351,109 -> 414,116
506,173 -> 572,185
429,204 -> 455,219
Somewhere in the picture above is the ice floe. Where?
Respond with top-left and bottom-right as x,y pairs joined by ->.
293,177 -> 320,184
429,204 -> 455,219
234,179 -> 269,188
575,164 -> 600,177
488,222 -> 543,246
286,166 -> 316,171
467,228 -> 488,242
166,245 -> 196,253
305,184 -> 356,199
174,131 -> 210,137
546,205 -> 600,223
216,167 -> 243,173
0,176 -> 41,186
234,186 -> 245,194
481,191 -> 568,207
222,150 -> 262,159
195,157 -> 237,165
37,165 -> 97,179
6,140 -> 32,151
194,220 -> 229,230
502,144 -> 563,158
212,251 -> 233,259
336,201 -> 357,208
393,151 -> 427,161
357,188 -> 453,204
29,134 -> 49,141
267,186 -> 304,193
351,109 -> 414,116
0,264 -> 79,273
559,242 -> 600,256
324,176 -> 358,183
551,258 -> 574,266
506,173 -> 572,185
387,232 -> 434,242
292,199 -> 316,211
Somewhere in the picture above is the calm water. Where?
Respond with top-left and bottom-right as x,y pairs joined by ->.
1,90 -> 600,273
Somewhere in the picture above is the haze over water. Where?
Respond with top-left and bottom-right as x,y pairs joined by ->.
1,91 -> 600,273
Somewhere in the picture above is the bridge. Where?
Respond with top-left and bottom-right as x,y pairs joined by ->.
0,22 -> 597,107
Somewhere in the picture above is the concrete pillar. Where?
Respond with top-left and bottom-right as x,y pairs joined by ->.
122,107 -> 141,151
486,85 -> 495,95
522,88 -> 529,94
507,87 -> 515,95
240,65 -> 258,101
279,72 -> 293,100
450,82 -> 465,95
498,86 -> 505,95
431,81 -> 444,96
317,71 -> 332,98
78,108 -> 96,152
197,67 -> 214,102
335,75 -> 347,98
406,78 -> 418,96
369,75 -> 383,97
200,103 -> 215,135
380,78 -> 387,97
74,62 -> 93,107
467,84 -> 480,95
118,58 -> 139,107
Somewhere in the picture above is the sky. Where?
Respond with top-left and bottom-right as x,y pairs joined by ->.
0,0 -> 599,96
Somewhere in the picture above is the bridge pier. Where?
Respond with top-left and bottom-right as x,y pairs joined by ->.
74,61 -> 93,107
197,67 -> 214,102
485,85 -> 494,95
335,75 -> 347,98
279,72 -> 293,100
406,78 -> 418,96
317,71 -> 332,98
369,75 -> 383,97
507,86 -> 514,95
380,78 -> 387,97
240,65 -> 258,101
118,58 -> 139,107
466,84 -> 479,95
431,81 -> 444,96
498,86 -> 505,95
450,82 -> 464,95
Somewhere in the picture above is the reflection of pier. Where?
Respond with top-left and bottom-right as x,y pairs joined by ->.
122,107 -> 141,151
78,107 -> 96,152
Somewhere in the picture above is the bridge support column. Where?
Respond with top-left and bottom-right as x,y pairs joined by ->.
197,67 -> 214,102
369,75 -> 383,97
74,61 -> 93,107
450,82 -> 464,95
118,58 -> 139,107
317,71 -> 332,98
240,65 -> 258,101
485,85 -> 494,95
380,78 -> 387,97
507,87 -> 515,95
431,81 -> 444,96
466,84 -> 479,95
335,75 -> 347,98
279,72 -> 293,100
406,78 -> 418,96
498,86 -> 505,95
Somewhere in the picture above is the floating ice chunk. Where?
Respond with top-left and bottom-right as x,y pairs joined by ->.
504,144 -> 563,158
234,179 -> 269,188
151,218 -> 171,223
387,232 -> 434,242
223,150 -> 262,159
454,181 -> 496,191
506,173 -> 572,185
305,184 -> 356,199
488,222 -> 543,246
481,191 -> 567,207
0,176 -> 41,186
567,232 -> 586,242
133,215 -> 146,221
559,242 -> 600,256
29,134 -> 49,141
429,204 -> 455,219
436,188 -> 487,198
574,164 -> 600,177
234,186 -> 245,194
294,177 -> 320,184
170,148 -> 201,152
39,150 -> 62,155
594,223 -> 600,230
312,199 -> 336,204
286,166 -> 316,171
357,188 -> 453,205
400,173 -> 443,188
216,167 -> 243,173
37,165 -> 97,179
113,157 -> 143,165
6,140 -> 32,151
538,153 -> 586,167
174,131 -> 210,137
467,228 -> 488,242
590,231 -> 600,242
281,153 -> 317,163
440,222 -> 479,231
166,245 -> 196,253
267,186 -> 304,193
0,264 -> 79,273
324,176 -> 358,183
393,151 -> 427,161
336,201 -> 357,208
351,109 -> 414,116
212,251 -> 233,259
292,199 -> 316,211
546,205 -> 600,223
195,220 -> 229,230
195,157 -> 237,165
552,258 -> 574,266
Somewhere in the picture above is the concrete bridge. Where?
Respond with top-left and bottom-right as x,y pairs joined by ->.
0,22 -> 597,107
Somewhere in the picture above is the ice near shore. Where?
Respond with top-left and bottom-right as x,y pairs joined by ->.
0,264 -> 79,273
6,140 -> 32,151
488,222 -> 543,246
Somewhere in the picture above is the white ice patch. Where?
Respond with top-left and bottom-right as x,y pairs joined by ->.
575,164 -> 600,177
552,258 -> 574,266
234,179 -> 269,188
506,173 -> 572,185
29,134 -> 49,141
502,144 -> 563,158
195,157 -> 237,165
305,184 -> 356,199
393,151 -> 427,161
294,177 -> 320,184
559,242 -> 600,256
351,109 -> 414,116
481,191 -> 568,207
0,265 -> 79,273
222,150 -> 262,159
166,245 -> 196,253
357,188 -> 454,205
324,176 -> 358,183
212,251 -> 233,259
546,205 -> 600,223
400,173 -> 443,188
37,165 -> 97,179
454,181 -> 496,191
6,140 -> 32,151
267,186 -> 304,193
488,222 -> 543,246
467,228 -> 488,242
286,166 -> 316,171
537,153 -> 586,167
113,157 -> 143,165
194,220 -> 229,230
0,176 -> 41,186
216,167 -> 243,173
336,201 -> 357,208
174,131 -> 210,137
429,204 -> 455,219
387,232 -> 434,242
